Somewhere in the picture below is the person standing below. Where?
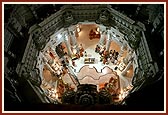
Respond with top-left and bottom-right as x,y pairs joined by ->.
99,47 -> 105,55
103,58 -> 107,65
72,60 -> 76,66
79,50 -> 83,57
109,50 -> 113,59
79,44 -> 84,52
75,53 -> 80,59
65,57 -> 69,64
112,50 -> 116,57
95,45 -> 100,53
84,51 -> 87,57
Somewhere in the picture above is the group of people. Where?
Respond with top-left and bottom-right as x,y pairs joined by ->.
95,45 -> 119,65
64,44 -> 85,67
109,49 -> 119,64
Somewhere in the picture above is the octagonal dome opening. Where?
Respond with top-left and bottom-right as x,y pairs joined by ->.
38,23 -> 136,104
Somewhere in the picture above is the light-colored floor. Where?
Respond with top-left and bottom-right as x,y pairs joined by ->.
70,24 -> 132,87
42,24 -> 134,101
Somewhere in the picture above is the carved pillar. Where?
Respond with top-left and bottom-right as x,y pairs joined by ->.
50,46 -> 59,58
64,34 -> 73,56
69,30 -> 79,53
118,42 -> 127,58
105,30 -> 111,52
69,30 -> 77,47
121,60 -> 133,76
98,31 -> 106,46
121,51 -> 134,76
105,39 -> 111,52
126,50 -> 133,62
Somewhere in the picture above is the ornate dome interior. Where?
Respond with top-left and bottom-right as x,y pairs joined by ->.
38,23 -> 136,104
3,3 -> 164,111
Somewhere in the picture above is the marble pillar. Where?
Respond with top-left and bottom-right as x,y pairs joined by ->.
126,50 -> 133,62
118,42 -> 127,58
64,35 -> 73,56
70,31 -> 79,53
69,30 -> 77,47
121,59 -> 133,76
106,39 -> 111,52
98,31 -> 106,46
105,31 -> 111,52
50,47 -> 59,58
